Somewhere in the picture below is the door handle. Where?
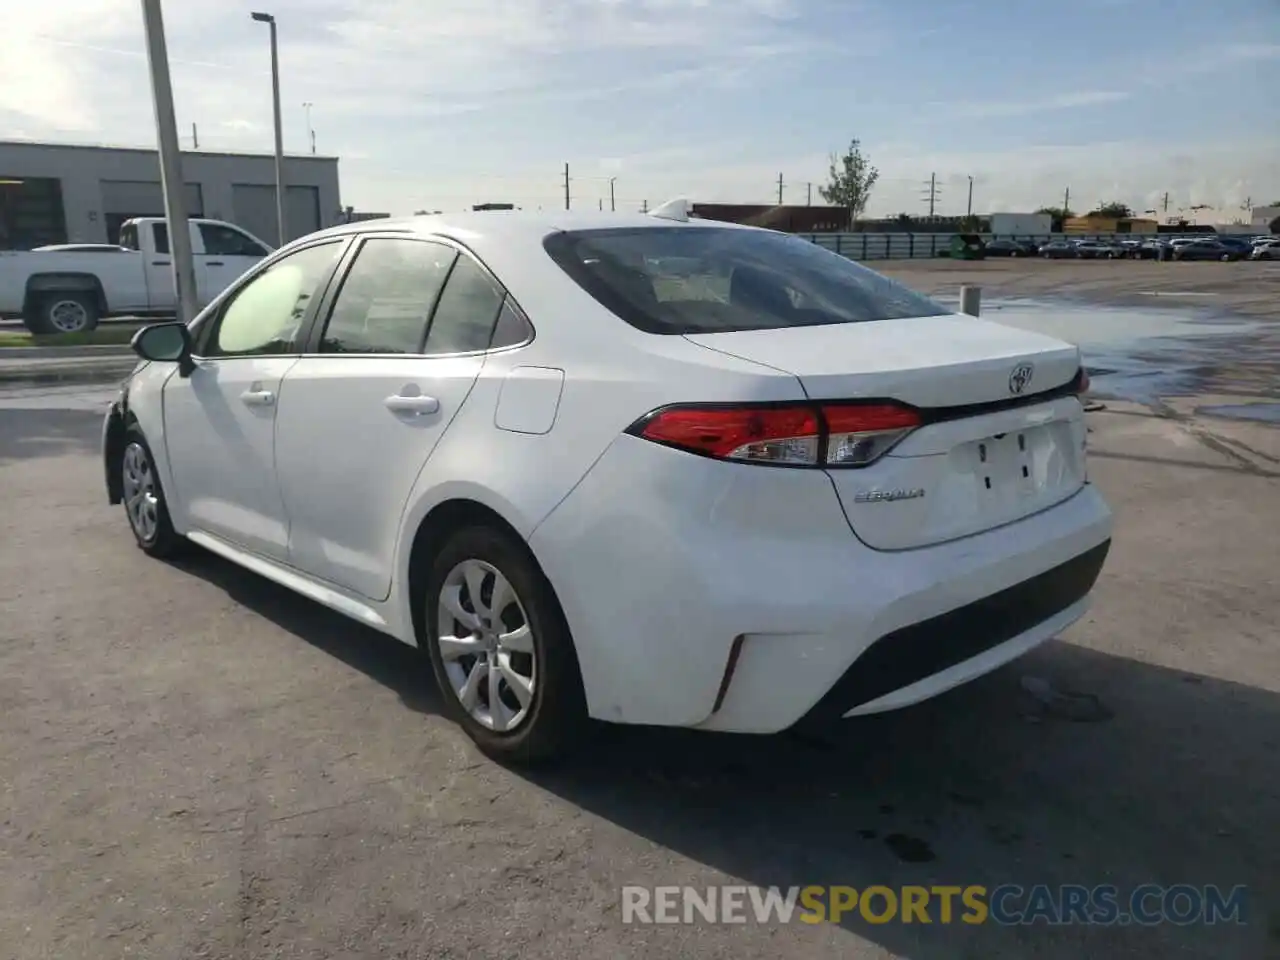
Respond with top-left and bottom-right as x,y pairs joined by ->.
205,260 -> 225,266
152,259 -> 170,266
384,394 -> 440,416
240,388 -> 276,407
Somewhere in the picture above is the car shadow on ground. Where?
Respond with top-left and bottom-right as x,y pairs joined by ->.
165,547 -> 1278,958
525,642 -> 1279,957
164,549 -> 444,718
0,409 -> 103,465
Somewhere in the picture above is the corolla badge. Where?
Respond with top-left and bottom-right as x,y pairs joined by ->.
852,488 -> 926,503
1008,362 -> 1034,395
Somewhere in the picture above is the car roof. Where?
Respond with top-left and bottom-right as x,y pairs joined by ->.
304,209 -> 758,249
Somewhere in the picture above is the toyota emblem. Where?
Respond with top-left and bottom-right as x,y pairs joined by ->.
1008,362 -> 1034,395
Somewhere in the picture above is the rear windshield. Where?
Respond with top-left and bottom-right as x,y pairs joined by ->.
542,226 -> 950,335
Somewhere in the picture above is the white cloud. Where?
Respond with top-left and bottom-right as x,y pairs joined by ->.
0,1 -> 1275,226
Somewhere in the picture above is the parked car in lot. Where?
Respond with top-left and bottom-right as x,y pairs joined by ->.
1039,239 -> 1079,259
1073,240 -> 1122,260
1172,239 -> 1244,262
104,205 -> 1113,763
1250,239 -> 1280,260
1216,237 -> 1255,258
982,238 -> 1038,258
0,217 -> 272,333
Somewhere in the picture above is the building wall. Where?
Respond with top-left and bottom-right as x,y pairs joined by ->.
1251,205 -> 1280,228
988,212 -> 1052,235
0,140 -> 341,247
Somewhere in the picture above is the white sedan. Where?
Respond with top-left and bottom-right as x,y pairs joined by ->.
103,203 -> 1112,763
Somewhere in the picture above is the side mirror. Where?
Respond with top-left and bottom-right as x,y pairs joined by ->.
131,322 -> 194,376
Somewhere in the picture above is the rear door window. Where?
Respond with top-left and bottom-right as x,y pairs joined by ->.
320,237 -> 457,354
543,227 -> 949,335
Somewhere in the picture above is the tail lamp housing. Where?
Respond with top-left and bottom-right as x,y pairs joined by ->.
626,401 -> 922,468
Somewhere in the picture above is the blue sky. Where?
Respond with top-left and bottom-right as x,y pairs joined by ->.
4,0 -> 1278,220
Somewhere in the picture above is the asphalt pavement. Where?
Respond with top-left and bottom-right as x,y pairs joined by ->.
1,374 -> 1277,959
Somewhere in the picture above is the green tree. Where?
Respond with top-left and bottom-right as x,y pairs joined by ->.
819,139 -> 880,224
1089,201 -> 1134,218
1036,206 -> 1074,230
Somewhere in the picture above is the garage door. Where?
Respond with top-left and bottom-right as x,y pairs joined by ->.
231,184 -> 321,246
100,180 -> 204,243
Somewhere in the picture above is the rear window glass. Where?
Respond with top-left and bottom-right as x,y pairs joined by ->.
542,226 -> 949,335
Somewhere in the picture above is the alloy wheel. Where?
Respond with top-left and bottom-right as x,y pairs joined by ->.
122,442 -> 160,541
436,559 -> 536,732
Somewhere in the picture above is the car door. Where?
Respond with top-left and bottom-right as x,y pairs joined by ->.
144,223 -> 192,313
162,239 -> 347,560
273,235 -> 518,600
197,222 -> 273,304
112,223 -> 153,311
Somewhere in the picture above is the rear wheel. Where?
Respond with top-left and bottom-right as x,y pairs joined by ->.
1220,253 -> 1231,262
25,291 -> 100,335
120,426 -> 184,558
423,525 -> 588,765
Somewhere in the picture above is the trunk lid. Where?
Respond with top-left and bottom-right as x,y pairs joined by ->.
686,314 -> 1088,550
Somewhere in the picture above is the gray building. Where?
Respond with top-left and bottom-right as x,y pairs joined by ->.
0,140 -> 342,250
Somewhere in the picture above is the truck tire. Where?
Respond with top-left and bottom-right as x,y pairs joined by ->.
25,291 -> 101,335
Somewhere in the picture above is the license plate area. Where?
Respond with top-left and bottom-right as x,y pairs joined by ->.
972,428 -> 1041,495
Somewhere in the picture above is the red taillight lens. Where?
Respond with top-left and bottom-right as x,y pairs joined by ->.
637,405 -> 821,464
630,401 -> 920,467
821,403 -> 922,466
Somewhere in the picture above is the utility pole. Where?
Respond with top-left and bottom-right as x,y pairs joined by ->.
563,163 -> 570,211
641,199 -> 648,213
609,177 -> 616,212
140,0 -> 199,325
966,175 -> 974,217
921,173 -> 939,217
598,198 -> 603,211
191,122 -> 198,149
777,172 -> 785,205
1162,191 -> 1169,214
806,182 -> 813,206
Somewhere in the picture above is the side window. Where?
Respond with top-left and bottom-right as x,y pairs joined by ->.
199,223 -> 269,257
206,242 -> 342,357
119,224 -> 139,251
423,254 -> 506,355
320,238 -> 457,354
490,297 -> 533,350
152,223 -> 169,255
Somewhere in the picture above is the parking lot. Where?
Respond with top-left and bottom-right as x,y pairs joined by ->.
1,261 -> 1278,959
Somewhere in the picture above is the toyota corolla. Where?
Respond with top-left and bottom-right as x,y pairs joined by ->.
103,202 -> 1112,763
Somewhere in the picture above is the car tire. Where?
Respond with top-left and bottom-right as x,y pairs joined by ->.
26,291 -> 101,335
120,425 -> 185,558
423,524 -> 589,765
1220,253 -> 1231,262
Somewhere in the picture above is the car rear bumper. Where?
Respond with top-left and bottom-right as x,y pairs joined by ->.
530,434 -> 1113,732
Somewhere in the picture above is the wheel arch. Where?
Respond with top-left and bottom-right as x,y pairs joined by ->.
404,495 -> 568,652
23,272 -> 108,316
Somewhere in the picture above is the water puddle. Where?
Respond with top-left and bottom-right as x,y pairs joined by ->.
945,298 -> 1269,403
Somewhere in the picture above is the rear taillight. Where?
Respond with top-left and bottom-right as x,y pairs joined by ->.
628,401 -> 921,467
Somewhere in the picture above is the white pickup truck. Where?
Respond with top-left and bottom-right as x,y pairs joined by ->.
0,217 -> 273,333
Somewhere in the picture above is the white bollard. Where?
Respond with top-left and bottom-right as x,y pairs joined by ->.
959,285 -> 981,317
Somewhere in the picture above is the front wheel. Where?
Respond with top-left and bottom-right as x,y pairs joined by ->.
1220,253 -> 1232,262
120,426 -> 184,558
423,525 -> 588,765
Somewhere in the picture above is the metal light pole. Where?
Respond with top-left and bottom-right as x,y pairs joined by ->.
609,177 -> 617,212
252,11 -> 287,246
140,0 -> 199,324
